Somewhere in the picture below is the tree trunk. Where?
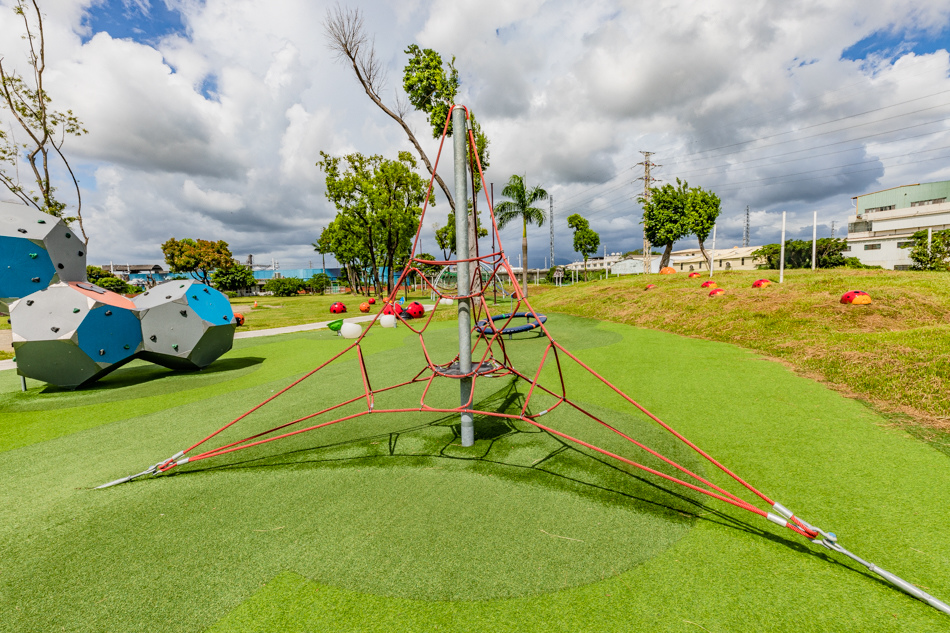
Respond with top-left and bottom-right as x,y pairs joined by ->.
522,217 -> 529,298
583,257 -> 588,282
698,238 -> 708,264
660,243 -> 673,269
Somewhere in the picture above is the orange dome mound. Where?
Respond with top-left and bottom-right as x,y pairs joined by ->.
752,279 -> 771,288
701,280 -> 718,288
359,302 -> 371,313
234,312 -> 245,326
708,288 -> 725,296
659,267 -> 676,274
688,272 -> 701,278
840,290 -> 872,305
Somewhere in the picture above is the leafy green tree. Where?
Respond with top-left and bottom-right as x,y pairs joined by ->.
639,179 -> 693,269
308,273 -> 332,294
94,276 -> 132,294
495,174 -> 548,296
263,277 -> 305,296
324,7 -> 489,213
317,150 -> 431,296
0,0 -> 88,244
686,186 -> 722,261
211,262 -> 256,292
567,214 -> 600,281
86,266 -> 117,284
433,204 -> 489,260
161,238 -> 234,284
752,238 -> 849,269
909,229 -> 950,271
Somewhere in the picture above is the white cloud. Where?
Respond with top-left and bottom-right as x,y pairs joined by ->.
182,179 -> 243,212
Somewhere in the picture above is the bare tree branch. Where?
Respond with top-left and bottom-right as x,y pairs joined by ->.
323,4 -> 456,211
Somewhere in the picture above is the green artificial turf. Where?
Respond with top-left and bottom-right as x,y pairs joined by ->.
1,315 -> 949,632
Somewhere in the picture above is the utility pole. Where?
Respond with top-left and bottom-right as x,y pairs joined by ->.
743,206 -> 750,248
637,151 -> 660,274
549,195 -> 554,272
831,220 -> 837,239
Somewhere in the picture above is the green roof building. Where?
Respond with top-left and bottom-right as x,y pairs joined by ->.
847,180 -> 950,269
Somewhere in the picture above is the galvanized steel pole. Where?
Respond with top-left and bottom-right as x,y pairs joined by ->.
812,211 -> 817,270
453,107 -> 474,447
780,211 -> 787,283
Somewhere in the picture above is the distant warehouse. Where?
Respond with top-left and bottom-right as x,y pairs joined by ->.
847,180 -> 950,270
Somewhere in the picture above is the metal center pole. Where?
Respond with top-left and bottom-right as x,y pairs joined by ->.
453,107 -> 474,447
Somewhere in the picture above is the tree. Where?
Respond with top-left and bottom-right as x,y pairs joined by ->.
413,252 -> 441,282
95,275 -> 135,295
495,174 -> 548,296
317,150 -> 431,296
908,229 -> 950,271
263,277 -> 305,297
639,179 -> 693,269
161,238 -> 234,284
0,0 -> 88,244
86,266 -> 116,284
567,214 -> 599,281
211,262 -> 256,292
752,238 -> 849,269
687,186 -> 722,262
308,272 -> 332,294
433,204 -> 489,260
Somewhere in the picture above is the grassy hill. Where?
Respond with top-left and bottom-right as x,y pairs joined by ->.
529,268 -> 950,454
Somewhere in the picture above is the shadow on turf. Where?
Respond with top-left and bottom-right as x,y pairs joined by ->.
142,378 -> 880,586
38,356 -> 265,394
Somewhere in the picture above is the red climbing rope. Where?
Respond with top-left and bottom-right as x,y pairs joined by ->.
116,104 -> 819,545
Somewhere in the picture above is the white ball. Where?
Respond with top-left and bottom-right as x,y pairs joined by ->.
380,314 -> 397,328
439,298 -> 453,305
340,322 -> 362,339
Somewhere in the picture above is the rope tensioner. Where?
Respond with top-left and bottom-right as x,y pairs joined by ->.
97,104 -> 950,617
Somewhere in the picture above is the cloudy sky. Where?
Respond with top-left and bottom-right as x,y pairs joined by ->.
2,0 -> 950,270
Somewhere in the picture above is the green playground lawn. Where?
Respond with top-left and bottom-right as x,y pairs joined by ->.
1,314 -> 949,632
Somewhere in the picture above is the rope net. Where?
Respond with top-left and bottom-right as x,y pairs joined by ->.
114,104 -> 818,544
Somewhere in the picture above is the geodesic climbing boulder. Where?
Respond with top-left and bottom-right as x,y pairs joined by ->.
134,280 -> 236,371
0,200 -> 87,312
10,282 -> 142,388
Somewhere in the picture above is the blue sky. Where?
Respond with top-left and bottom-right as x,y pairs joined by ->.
81,0 -> 185,45
842,25 -> 950,64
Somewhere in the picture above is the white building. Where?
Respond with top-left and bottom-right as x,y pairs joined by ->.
846,181 -> 950,270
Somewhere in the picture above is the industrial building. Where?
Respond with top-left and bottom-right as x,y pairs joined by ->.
846,180 -> 950,270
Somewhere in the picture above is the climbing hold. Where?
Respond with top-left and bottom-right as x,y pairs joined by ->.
26,300 -> 33,306
57,263 -> 64,269
172,344 -> 179,351
37,219 -> 45,224
51,326 -> 59,333
17,228 -> 27,234
123,344 -> 130,350
72,308 -> 80,313
105,310 -> 112,316
28,253 -> 37,259
150,335 -> 157,342
180,310 -> 188,317
31,277 -> 40,283
64,233 -> 71,238
99,349 -> 106,356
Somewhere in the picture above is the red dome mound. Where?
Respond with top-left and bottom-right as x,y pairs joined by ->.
659,267 -> 676,274
330,301 -> 347,314
368,298 -> 376,305
644,284 -> 657,290
688,272 -> 701,278
708,288 -> 725,296
701,281 -> 718,288
752,279 -> 771,288
840,290 -> 872,305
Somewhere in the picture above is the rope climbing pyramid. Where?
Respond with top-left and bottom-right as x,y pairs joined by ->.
99,105 -> 949,616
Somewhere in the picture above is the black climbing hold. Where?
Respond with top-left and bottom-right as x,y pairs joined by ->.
64,233 -> 71,238
144,291 -> 149,296
57,263 -> 64,269
223,315 -> 229,320
99,349 -> 105,356
51,326 -> 60,333
31,277 -> 40,283
105,310 -> 112,316
150,335 -> 157,342
17,228 -> 27,234
78,251 -> 84,256
203,287 -> 210,293
26,300 -> 33,306
180,310 -> 188,317
165,295 -> 172,299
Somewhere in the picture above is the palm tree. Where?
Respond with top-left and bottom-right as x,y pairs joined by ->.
495,174 -> 548,297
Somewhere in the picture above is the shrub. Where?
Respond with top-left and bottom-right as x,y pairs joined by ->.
263,277 -> 306,297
